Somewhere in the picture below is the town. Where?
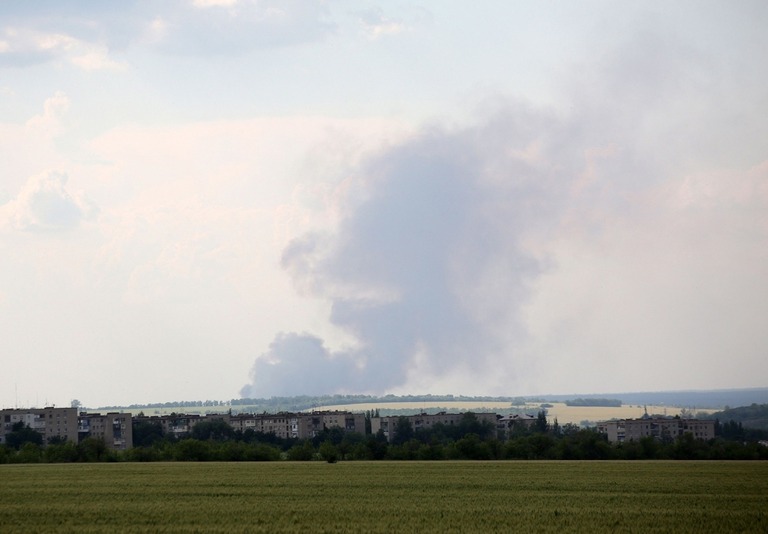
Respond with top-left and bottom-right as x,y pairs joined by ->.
1,405 -> 717,452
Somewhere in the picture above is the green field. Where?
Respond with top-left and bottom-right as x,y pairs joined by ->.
1,461 -> 766,533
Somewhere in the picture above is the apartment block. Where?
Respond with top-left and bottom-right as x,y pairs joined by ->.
134,410 -> 367,441
0,407 -> 78,445
78,412 -> 133,450
298,411 -> 366,438
135,413 -> 207,439
596,417 -> 715,443
372,412 -> 499,443
226,413 -> 296,439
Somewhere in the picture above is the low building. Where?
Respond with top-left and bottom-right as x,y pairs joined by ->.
372,412 -> 499,443
596,417 -> 715,443
497,413 -> 538,438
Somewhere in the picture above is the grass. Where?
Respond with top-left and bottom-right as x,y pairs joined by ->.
1,461 -> 766,532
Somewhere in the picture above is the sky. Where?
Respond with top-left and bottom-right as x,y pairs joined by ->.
1,1 -> 767,409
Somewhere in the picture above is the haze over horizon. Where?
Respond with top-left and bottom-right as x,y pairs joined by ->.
2,2 -> 767,409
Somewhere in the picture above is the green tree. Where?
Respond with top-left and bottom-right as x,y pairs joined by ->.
5,423 -> 44,450
16,442 -> 42,463
78,437 -> 109,462
133,420 -> 165,447
528,434 -> 555,459
456,413 -> 495,440
173,439 -> 212,461
44,441 -> 79,463
287,440 -> 315,461
535,411 -> 549,433
454,434 -> 493,460
392,416 -> 414,445
319,440 -> 339,463
191,419 -> 234,441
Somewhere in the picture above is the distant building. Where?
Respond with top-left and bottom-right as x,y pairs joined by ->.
0,407 -> 133,450
133,410 -> 366,441
371,412 -> 499,443
0,407 -> 78,445
497,413 -> 537,438
596,417 -> 715,443
78,412 -> 133,450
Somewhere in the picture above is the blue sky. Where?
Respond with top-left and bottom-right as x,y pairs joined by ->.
1,1 -> 767,408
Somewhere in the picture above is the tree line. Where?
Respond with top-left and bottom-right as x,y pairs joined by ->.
2,412 -> 767,464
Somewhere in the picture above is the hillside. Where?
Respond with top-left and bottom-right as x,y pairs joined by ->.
705,403 -> 768,430
96,388 -> 768,416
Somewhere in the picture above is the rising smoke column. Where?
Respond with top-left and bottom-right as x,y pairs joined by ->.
241,103 -> 578,397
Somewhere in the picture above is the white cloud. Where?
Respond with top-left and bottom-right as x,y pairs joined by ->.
24,92 -> 70,138
0,171 -> 97,232
0,27 -> 125,70
357,7 -> 407,39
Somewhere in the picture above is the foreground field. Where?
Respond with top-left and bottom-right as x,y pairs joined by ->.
1,462 -> 766,533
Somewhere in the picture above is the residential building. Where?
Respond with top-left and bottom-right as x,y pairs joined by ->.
497,413 -> 537,438
78,412 -> 133,450
299,411 -> 366,438
226,412 -> 295,439
0,407 -> 78,445
596,417 -> 715,443
136,413 -> 206,439
1,407 -> 134,450
133,410 -> 367,441
371,412 -> 499,443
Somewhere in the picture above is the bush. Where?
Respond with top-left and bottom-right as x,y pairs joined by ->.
287,441 -> 315,461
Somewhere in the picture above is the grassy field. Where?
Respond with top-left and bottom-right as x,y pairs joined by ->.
1,461 -> 766,533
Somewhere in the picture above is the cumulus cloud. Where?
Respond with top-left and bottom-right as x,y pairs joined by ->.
355,6 -> 432,40
24,91 -> 70,138
0,2 -> 335,62
356,7 -> 407,39
0,171 -> 96,231
0,27 -> 125,70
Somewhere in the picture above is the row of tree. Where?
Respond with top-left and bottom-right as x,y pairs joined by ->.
2,413 -> 767,463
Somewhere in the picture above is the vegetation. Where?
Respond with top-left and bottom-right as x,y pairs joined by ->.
0,462 -> 766,532
2,411 -> 767,464
707,403 -> 768,430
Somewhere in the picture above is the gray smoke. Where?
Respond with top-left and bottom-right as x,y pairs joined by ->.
241,102 -> 577,397
241,14 -> 768,397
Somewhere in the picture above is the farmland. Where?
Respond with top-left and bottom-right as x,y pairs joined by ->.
1,462 -> 766,532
